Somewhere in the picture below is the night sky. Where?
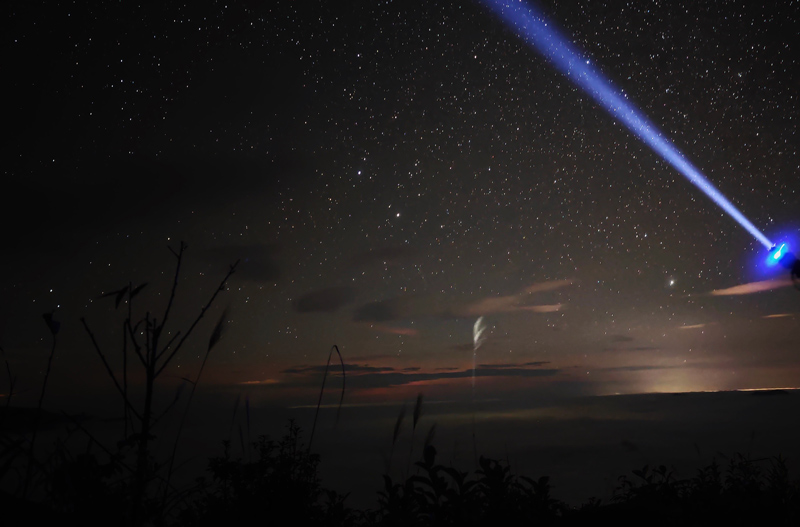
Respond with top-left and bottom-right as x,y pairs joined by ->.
3,0 -> 799,420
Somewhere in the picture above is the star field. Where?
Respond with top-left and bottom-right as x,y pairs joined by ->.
2,0 -> 799,405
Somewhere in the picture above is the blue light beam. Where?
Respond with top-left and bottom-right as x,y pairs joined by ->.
481,0 -> 773,249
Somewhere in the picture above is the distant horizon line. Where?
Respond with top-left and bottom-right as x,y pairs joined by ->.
605,386 -> 800,397
290,387 -> 800,409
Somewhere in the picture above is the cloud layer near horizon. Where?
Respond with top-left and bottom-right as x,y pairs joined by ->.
278,361 -> 560,389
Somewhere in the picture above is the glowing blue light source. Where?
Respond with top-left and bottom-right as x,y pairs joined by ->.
767,243 -> 788,266
480,0 -> 773,249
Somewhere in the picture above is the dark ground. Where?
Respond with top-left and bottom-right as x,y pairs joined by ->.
5,388 -> 800,510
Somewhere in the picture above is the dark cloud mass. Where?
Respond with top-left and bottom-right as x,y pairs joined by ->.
282,363 -> 395,374
280,362 -> 560,389
478,361 -> 551,368
294,286 -> 356,313
348,367 -> 561,389
353,299 -> 404,323
204,244 -> 281,282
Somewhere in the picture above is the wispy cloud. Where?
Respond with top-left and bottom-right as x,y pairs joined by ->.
708,278 -> 793,296
518,304 -> 563,313
350,279 -> 573,323
679,323 -> 708,330
762,313 -> 794,319
522,280 -> 575,294
455,279 -> 573,317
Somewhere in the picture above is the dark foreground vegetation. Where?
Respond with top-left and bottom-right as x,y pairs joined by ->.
3,414 -> 800,526
2,245 -> 799,524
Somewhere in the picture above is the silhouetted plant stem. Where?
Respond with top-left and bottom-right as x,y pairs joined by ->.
162,308 -> 228,504
82,318 -> 142,422
158,241 -> 186,343
80,244 -> 237,525
60,410 -> 191,518
62,410 -> 135,475
132,348 -> 156,525
245,394 -> 251,462
405,393 -> 423,479
308,344 -> 345,452
388,403 -> 406,477
125,318 -> 147,367
22,323 -> 57,499
123,281 -> 131,439
154,260 -> 239,375
0,345 -> 16,409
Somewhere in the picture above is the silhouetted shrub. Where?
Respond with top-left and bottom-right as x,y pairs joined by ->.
181,420 -> 356,526
373,445 -> 564,526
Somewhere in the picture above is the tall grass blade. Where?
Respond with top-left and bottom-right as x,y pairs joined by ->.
393,404 -> 406,448
388,403 -> 406,476
332,345 -> 345,426
1,345 -> 16,409
42,311 -> 60,336
100,285 -> 130,309
308,344 -> 346,452
407,393 -> 424,477
208,307 -> 228,352
23,315 -> 59,498
413,393 -> 423,433
129,282 -> 148,299
163,306 -> 230,502
424,423 -> 437,451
